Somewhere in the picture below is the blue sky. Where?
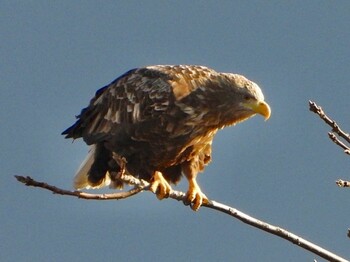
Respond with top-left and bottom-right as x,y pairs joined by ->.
1,1 -> 350,261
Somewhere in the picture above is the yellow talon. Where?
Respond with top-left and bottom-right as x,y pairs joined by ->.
185,179 -> 208,211
150,171 -> 172,200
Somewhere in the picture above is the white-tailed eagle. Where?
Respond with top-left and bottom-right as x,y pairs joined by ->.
62,65 -> 271,210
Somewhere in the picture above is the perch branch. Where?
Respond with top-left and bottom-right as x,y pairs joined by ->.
15,175 -> 146,200
15,175 -> 348,262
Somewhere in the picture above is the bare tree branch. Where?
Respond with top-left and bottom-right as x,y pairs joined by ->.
309,101 -> 350,189
15,175 -> 145,200
328,133 -> 350,155
15,175 -> 349,262
336,179 -> 350,188
309,101 -> 350,149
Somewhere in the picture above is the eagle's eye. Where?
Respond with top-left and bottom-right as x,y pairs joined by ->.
244,95 -> 251,101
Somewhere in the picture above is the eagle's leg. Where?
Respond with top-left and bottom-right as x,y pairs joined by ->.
150,171 -> 172,200
182,162 -> 208,211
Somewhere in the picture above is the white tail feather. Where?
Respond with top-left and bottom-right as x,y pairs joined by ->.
74,145 -> 96,189
74,145 -> 112,190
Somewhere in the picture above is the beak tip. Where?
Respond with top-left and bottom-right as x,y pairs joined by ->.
242,100 -> 271,121
260,101 -> 271,121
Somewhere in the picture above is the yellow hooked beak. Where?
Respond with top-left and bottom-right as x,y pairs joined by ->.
242,100 -> 271,120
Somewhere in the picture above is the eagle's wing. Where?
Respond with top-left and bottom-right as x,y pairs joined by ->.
62,67 -> 176,145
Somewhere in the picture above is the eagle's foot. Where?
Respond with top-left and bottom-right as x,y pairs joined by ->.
150,171 -> 172,200
184,180 -> 208,211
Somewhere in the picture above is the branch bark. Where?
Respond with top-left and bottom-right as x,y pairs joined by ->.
309,101 -> 350,152
15,175 -> 349,262
309,101 -> 350,188
336,179 -> 350,188
14,175 -> 145,200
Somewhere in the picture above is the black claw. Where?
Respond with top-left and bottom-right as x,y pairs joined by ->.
183,198 -> 191,206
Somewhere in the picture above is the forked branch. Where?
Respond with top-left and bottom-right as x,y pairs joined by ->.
309,100 -> 350,153
15,175 -> 348,262
309,101 -> 350,188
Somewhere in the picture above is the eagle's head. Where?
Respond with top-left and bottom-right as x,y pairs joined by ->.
217,73 -> 271,127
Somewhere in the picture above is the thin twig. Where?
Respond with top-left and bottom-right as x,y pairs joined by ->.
309,101 -> 350,191
309,101 -> 350,145
336,179 -> 350,188
15,175 -> 349,262
328,133 -> 350,154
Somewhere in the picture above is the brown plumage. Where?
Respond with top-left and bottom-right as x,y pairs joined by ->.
62,65 -> 271,210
